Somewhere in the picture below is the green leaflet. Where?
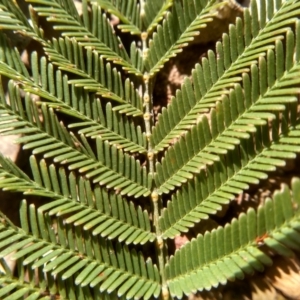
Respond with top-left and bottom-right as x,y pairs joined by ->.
143,0 -> 174,34
93,0 -> 142,35
145,0 -> 221,77
0,154 -> 155,245
166,178 -> 300,297
26,0 -> 142,76
0,203 -> 161,299
155,28 -> 300,194
0,45 -> 146,151
47,37 -> 144,113
1,0 -> 300,299
0,84 -> 150,198
159,115 -> 300,238
0,271 -> 51,300
0,14 -> 144,115
151,0 -> 300,152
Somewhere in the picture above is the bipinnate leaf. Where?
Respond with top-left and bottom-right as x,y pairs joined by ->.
166,178 -> 300,298
1,0 -> 300,299
145,0 -> 223,77
0,16 -> 144,116
0,153 -> 155,245
0,201 -> 161,300
25,0 -> 142,76
93,0 -> 142,35
143,0 -> 174,34
159,103 -> 300,238
151,0 -> 300,152
0,82 -> 150,198
155,26 -> 300,194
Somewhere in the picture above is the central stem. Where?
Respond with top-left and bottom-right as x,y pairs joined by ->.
140,31 -> 168,299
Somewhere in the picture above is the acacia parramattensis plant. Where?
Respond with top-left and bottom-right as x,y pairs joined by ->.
0,0 -> 300,299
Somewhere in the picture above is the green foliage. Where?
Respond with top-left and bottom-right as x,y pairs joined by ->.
166,178 -> 300,297
0,0 -> 300,299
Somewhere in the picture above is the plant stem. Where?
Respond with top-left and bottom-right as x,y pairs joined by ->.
141,31 -> 168,298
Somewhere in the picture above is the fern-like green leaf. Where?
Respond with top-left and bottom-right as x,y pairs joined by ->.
160,104 -> 300,237
0,7 -> 144,115
0,84 -> 151,197
0,203 -> 161,299
67,101 -> 146,153
0,44 -> 146,152
0,264 -> 50,299
143,0 -> 173,34
0,154 -> 155,245
47,37 -> 144,113
145,0 -> 224,77
93,0 -> 142,35
1,0 -> 300,298
151,0 -> 300,152
25,0 -> 142,76
166,178 -> 300,298
155,28 -> 300,193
